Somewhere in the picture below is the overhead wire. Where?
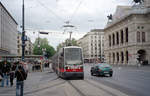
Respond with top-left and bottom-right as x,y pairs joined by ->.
69,0 -> 84,22
35,0 -> 65,23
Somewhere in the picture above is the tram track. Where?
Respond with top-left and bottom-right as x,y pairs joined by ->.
24,77 -> 128,96
67,79 -> 128,96
84,79 -> 118,96
24,78 -> 65,95
67,80 -> 87,96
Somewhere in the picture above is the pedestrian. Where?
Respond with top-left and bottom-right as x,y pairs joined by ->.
21,61 -> 28,79
9,62 -> 16,86
15,64 -> 26,96
0,61 -> 3,78
9,69 -> 15,86
1,60 -> 11,87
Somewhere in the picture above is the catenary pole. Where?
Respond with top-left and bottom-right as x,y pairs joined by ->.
22,0 -> 25,61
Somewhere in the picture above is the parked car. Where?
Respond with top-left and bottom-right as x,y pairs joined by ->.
90,63 -> 113,77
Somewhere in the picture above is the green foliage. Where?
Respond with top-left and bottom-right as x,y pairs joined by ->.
56,38 -> 78,51
33,38 -> 56,58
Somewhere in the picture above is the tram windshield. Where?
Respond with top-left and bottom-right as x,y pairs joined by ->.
65,48 -> 82,64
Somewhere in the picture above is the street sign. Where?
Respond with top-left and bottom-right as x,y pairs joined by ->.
39,32 -> 49,34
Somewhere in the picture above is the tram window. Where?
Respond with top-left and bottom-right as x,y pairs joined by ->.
65,48 -> 82,64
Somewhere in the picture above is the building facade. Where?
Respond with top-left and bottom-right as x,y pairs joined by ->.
0,2 -> 18,55
77,29 -> 104,62
104,0 -> 150,65
17,32 -> 33,55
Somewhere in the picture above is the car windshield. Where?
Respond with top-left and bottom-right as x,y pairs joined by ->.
98,63 -> 110,68
65,48 -> 82,64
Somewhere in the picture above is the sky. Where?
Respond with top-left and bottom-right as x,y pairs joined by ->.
1,0 -> 132,49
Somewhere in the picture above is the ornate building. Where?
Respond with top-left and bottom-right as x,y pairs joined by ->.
104,0 -> 150,65
17,32 -> 33,55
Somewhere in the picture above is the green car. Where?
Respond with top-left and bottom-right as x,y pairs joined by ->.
90,63 -> 113,77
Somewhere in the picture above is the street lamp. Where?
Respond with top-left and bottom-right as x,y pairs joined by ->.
22,0 -> 25,61
63,23 -> 75,46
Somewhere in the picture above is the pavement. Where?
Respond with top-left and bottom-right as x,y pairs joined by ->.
0,65 -> 150,96
85,64 -> 150,96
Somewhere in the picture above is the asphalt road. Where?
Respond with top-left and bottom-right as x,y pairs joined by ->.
0,64 -> 150,96
85,64 -> 150,96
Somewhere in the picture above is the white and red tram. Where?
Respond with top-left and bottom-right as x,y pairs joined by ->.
52,46 -> 84,79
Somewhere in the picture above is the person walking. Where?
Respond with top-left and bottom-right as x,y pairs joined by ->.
1,60 -> 11,87
0,61 -> 3,80
15,64 -> 26,96
9,62 -> 17,86
22,62 -> 28,78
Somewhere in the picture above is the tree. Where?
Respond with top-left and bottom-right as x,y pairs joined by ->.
56,38 -> 78,51
33,38 -> 56,58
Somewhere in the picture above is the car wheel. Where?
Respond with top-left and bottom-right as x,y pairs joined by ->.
110,74 -> 113,77
80,76 -> 84,80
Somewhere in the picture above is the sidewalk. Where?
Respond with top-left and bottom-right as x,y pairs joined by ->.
112,65 -> 150,72
0,67 -> 57,96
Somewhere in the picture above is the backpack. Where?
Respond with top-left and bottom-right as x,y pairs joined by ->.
18,67 -> 27,80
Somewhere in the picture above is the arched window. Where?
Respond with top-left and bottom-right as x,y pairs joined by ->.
137,31 -> 140,42
113,34 -> 115,45
109,53 -> 111,64
109,35 -> 111,47
121,51 -> 124,63
116,32 -> 119,45
113,53 -> 115,63
142,32 -> 145,42
125,27 -> 128,42
126,51 -> 128,63
117,52 -> 119,62
121,30 -> 124,44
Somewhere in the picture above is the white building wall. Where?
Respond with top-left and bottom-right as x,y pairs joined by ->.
77,29 -> 104,62
0,3 -> 18,55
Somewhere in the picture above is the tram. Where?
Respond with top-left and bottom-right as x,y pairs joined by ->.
52,46 -> 84,79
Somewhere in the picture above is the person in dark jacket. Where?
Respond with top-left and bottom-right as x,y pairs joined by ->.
9,62 -> 17,86
0,61 -> 3,78
15,65 -> 26,96
1,61 -> 11,87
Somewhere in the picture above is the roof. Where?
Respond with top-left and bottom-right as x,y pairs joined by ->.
91,29 -> 104,32
64,46 -> 81,49
0,2 -> 18,25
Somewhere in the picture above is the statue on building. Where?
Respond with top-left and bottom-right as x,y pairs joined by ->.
107,14 -> 113,22
133,0 -> 144,4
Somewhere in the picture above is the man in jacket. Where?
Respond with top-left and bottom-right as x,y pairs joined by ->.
15,64 -> 26,96
1,60 -> 11,87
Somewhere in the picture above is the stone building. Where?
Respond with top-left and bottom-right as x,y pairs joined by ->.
17,32 -> 33,55
104,0 -> 150,65
77,29 -> 104,62
0,2 -> 18,55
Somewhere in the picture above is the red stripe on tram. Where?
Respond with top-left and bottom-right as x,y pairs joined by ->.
65,69 -> 83,72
